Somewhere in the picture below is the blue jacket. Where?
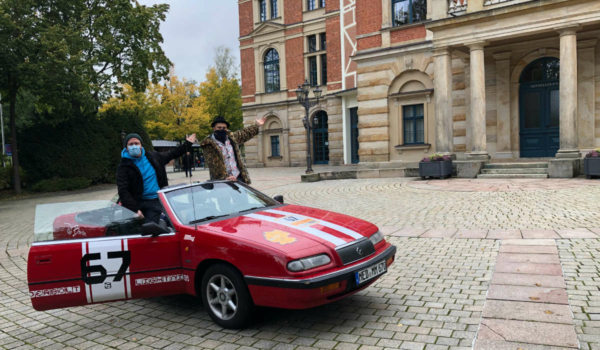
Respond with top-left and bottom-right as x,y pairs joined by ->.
121,148 -> 160,199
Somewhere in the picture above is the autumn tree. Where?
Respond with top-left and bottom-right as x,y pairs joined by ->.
0,0 -> 171,193
197,68 -> 243,136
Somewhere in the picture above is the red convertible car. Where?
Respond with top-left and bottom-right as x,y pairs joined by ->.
28,181 -> 396,328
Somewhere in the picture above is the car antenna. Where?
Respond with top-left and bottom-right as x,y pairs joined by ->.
186,135 -> 198,230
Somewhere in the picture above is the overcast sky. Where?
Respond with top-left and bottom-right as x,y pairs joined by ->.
138,0 -> 241,83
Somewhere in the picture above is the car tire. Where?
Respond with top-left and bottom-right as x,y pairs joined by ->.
200,263 -> 254,329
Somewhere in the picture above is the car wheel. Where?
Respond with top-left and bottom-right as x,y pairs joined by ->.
200,264 -> 254,329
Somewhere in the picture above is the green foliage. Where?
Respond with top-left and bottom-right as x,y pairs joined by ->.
31,177 -> 91,193
0,166 -> 26,190
19,110 -> 152,185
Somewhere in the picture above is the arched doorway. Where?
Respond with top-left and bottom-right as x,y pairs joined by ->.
519,57 -> 560,158
313,111 -> 329,165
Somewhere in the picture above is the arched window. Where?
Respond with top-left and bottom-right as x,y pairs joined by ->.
520,57 -> 560,83
264,49 -> 280,93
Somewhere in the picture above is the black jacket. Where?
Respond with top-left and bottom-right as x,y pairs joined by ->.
116,141 -> 191,213
182,154 -> 194,170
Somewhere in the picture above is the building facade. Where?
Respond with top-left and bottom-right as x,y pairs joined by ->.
238,0 -> 600,177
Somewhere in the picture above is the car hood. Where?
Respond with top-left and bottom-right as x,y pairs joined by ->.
201,205 -> 377,253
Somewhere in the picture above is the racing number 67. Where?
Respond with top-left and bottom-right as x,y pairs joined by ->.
80,251 -> 131,285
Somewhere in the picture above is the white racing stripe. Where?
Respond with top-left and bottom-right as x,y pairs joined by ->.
266,209 -> 364,240
245,213 -> 347,246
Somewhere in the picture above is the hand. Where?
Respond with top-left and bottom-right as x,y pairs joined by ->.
226,175 -> 237,181
186,133 -> 197,143
136,210 -> 145,219
255,116 -> 266,127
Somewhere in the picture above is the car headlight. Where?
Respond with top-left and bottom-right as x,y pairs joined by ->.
369,230 -> 384,246
287,254 -> 331,272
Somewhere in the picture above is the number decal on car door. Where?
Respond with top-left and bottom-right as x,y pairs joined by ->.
81,240 -> 133,303
80,251 -> 131,285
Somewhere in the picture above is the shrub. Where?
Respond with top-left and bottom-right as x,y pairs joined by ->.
421,153 -> 452,162
19,108 -> 153,186
31,177 -> 92,193
0,166 -> 27,190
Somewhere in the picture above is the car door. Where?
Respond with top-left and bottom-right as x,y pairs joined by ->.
28,199 -> 186,311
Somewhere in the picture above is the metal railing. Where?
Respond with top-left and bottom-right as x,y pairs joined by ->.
448,0 -> 467,14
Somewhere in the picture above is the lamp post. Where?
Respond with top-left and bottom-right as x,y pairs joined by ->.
295,79 -> 322,174
120,130 -> 126,148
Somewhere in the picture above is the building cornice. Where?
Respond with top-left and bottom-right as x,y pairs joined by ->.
353,41 -> 434,62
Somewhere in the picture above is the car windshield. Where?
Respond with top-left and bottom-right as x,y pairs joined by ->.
34,200 -> 142,242
164,182 -> 278,225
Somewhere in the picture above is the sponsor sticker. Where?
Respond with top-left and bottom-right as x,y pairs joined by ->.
264,230 -> 297,245
279,216 -> 319,227
29,286 -> 81,298
135,274 -> 189,286
184,234 -> 195,242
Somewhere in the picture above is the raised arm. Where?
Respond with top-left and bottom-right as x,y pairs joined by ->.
156,134 -> 197,165
230,117 -> 266,144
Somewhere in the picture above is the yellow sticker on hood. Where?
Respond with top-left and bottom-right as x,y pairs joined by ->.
264,230 -> 297,245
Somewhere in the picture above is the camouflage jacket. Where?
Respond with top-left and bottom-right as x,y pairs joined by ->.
200,124 -> 259,184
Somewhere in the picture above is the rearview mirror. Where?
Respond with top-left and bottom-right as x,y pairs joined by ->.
274,195 -> 284,204
141,222 -> 169,237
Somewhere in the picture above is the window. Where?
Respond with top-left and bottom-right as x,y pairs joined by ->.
260,0 -> 267,21
321,55 -> 327,85
264,49 -> 280,93
403,104 -> 424,144
308,0 -> 316,11
392,0 -> 427,27
309,57 -> 318,86
319,0 -> 325,8
271,0 -> 278,18
320,33 -> 327,50
271,136 -> 280,157
308,35 -> 317,52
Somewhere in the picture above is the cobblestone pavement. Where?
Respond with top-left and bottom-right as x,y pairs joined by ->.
0,237 -> 496,350
261,178 -> 600,230
408,178 -> 600,192
559,239 -> 600,350
4,168 -> 600,349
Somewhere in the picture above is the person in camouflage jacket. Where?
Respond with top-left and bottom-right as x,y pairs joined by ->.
200,116 -> 266,185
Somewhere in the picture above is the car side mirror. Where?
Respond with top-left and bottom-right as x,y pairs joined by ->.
274,195 -> 284,204
141,222 -> 169,237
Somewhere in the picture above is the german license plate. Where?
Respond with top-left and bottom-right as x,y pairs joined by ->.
354,260 -> 386,285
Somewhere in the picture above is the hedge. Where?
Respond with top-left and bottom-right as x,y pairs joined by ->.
31,177 -> 92,192
18,108 -> 153,186
0,166 -> 27,190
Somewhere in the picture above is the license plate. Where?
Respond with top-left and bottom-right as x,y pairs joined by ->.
354,260 -> 387,285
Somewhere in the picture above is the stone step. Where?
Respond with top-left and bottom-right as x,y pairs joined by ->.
477,173 -> 549,179
481,168 -> 549,175
484,162 -> 548,169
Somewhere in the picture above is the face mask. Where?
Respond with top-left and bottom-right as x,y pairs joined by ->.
127,145 -> 142,157
214,130 -> 227,143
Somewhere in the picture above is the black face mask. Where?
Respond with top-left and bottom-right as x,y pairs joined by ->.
214,129 -> 227,143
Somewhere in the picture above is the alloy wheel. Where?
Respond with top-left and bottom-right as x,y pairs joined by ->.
206,274 -> 238,320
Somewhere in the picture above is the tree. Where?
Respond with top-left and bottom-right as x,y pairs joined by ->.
213,45 -> 240,80
197,68 -> 243,136
0,0 -> 171,193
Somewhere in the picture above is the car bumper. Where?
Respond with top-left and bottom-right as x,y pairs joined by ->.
245,245 -> 396,309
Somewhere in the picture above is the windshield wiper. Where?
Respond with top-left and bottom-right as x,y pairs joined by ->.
238,207 -> 264,214
189,215 -> 229,225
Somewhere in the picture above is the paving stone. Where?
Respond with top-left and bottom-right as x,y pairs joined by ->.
522,229 -> 561,239
392,228 -> 427,237
473,339 -> 578,350
478,319 -> 578,348
494,262 -> 563,275
491,273 -> 566,288
486,230 -> 522,239
482,300 -> 573,324
499,245 -> 559,254
502,239 -> 556,246
497,253 -> 560,264
556,229 -> 598,239
420,229 -> 457,238
452,230 -> 488,239
487,285 -> 569,304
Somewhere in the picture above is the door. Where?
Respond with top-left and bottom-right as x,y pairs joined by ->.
28,200 -> 185,311
519,57 -> 560,158
350,107 -> 360,164
313,111 -> 330,165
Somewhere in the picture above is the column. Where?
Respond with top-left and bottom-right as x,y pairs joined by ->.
493,52 -> 512,159
463,58 -> 472,153
577,39 -> 597,150
467,41 -> 489,160
555,25 -> 581,158
433,47 -> 454,155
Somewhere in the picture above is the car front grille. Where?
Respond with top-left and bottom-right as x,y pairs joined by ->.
336,238 -> 375,265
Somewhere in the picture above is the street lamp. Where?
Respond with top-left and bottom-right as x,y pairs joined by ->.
295,79 -> 322,174
120,130 -> 126,148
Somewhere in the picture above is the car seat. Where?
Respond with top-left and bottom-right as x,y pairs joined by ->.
158,219 -> 174,233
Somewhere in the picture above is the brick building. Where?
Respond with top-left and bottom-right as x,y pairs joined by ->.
239,0 -> 600,178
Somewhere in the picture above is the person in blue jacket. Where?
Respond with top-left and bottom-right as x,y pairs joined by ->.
116,133 -> 196,223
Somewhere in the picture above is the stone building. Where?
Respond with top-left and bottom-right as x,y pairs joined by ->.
238,0 -> 600,177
